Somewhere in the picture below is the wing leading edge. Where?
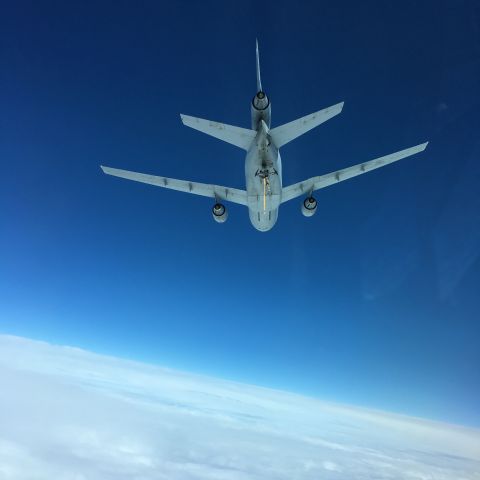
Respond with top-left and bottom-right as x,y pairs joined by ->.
281,142 -> 429,203
101,166 -> 248,206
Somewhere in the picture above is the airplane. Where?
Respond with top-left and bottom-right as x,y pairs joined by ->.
101,40 -> 428,232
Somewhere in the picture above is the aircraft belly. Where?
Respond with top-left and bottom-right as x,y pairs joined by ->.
245,130 -> 282,232
247,184 -> 281,232
248,206 -> 278,232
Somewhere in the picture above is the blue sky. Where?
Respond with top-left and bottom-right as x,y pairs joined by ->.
1,0 -> 479,427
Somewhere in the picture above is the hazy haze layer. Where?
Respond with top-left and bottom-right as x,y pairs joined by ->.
0,335 -> 479,480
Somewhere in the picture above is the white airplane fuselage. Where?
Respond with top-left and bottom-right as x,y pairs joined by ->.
246,97 -> 282,232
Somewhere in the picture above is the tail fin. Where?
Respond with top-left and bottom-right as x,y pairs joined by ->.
256,38 -> 263,92
180,114 -> 257,151
269,102 -> 344,148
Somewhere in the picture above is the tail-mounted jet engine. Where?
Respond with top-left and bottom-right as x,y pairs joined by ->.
301,197 -> 317,217
212,203 -> 228,223
252,91 -> 270,111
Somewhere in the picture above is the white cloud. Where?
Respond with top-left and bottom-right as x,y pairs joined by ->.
0,334 -> 479,479
322,460 -> 340,471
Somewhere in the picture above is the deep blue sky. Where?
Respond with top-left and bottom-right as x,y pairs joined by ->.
1,1 -> 479,427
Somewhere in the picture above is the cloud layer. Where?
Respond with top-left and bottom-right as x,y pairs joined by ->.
0,335 -> 479,479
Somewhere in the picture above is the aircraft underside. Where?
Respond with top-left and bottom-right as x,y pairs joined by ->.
100,40 -> 428,232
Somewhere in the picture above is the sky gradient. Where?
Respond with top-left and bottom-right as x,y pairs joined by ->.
1,1 -> 479,427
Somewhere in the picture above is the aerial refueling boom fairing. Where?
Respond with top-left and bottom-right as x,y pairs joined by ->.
101,41 -> 428,232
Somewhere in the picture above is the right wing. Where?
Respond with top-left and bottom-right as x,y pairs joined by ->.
281,142 -> 428,203
101,166 -> 248,206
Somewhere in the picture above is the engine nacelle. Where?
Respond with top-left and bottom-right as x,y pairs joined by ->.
251,91 -> 271,130
212,203 -> 228,223
301,197 -> 317,217
252,90 -> 270,111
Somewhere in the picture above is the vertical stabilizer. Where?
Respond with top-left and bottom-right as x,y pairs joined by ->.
256,39 -> 262,92
251,39 -> 271,129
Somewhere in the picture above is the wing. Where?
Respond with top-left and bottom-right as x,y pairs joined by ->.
281,142 -> 428,203
101,166 -> 248,206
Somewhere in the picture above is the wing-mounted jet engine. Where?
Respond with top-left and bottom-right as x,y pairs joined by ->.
301,196 -> 317,217
212,203 -> 228,223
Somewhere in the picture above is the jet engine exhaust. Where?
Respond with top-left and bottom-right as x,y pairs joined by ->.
252,91 -> 270,111
301,197 -> 317,217
212,203 -> 228,223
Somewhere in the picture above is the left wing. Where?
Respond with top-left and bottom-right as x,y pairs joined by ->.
101,166 -> 248,206
281,142 -> 428,203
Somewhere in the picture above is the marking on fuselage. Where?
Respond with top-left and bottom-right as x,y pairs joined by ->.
263,177 -> 268,211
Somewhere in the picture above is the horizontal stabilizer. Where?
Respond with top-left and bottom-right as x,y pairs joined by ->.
270,102 -> 344,148
101,166 -> 248,206
180,114 -> 257,151
281,142 -> 429,203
